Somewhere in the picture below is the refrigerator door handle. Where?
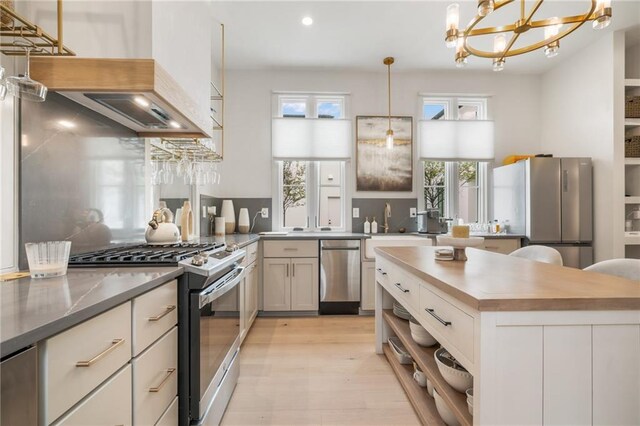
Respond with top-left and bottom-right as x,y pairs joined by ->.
562,170 -> 569,192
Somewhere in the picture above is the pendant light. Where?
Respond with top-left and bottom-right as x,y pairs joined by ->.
383,57 -> 394,150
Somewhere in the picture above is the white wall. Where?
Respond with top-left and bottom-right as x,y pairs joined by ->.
18,1 -> 152,58
540,32 -> 623,262
626,43 -> 640,79
212,69 -> 542,199
0,57 -> 18,273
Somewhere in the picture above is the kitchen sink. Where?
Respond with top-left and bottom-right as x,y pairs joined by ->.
364,235 -> 433,260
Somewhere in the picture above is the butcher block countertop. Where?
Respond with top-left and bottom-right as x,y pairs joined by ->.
375,246 -> 640,312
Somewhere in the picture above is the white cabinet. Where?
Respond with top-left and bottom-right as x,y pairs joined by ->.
132,327 -> 178,426
239,242 -> 259,343
263,258 -> 319,312
291,258 -> 319,311
54,365 -> 132,426
361,262 -> 376,311
243,262 -> 259,334
478,238 -> 521,255
42,280 -> 177,426
263,258 -> 291,311
42,302 -> 132,424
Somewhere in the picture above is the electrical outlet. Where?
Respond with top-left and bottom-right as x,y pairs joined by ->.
261,208 -> 269,219
352,208 -> 360,218
410,207 -> 417,218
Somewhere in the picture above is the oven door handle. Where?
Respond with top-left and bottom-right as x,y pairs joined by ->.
199,267 -> 245,308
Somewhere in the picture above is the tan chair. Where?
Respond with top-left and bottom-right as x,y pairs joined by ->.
584,259 -> 640,281
509,245 -> 564,266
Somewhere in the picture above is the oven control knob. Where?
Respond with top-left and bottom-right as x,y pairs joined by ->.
191,253 -> 208,266
225,244 -> 239,252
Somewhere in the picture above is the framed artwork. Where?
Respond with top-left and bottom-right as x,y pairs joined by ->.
356,116 -> 413,192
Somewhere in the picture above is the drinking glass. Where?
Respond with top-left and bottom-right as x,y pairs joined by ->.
25,241 -> 71,278
0,65 -> 6,101
6,41 -> 47,102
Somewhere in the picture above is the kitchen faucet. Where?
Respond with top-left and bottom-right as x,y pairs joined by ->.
383,202 -> 391,233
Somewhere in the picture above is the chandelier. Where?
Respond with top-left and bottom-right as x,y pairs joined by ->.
445,0 -> 612,71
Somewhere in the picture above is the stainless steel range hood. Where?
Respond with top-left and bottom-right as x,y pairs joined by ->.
30,57 -> 212,138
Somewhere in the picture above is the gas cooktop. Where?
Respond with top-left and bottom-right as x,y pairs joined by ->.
68,242 -> 225,266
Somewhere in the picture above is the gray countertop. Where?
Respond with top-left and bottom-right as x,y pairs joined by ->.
196,234 -> 261,248
0,267 -> 183,358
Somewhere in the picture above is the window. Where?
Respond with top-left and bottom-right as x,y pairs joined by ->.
278,161 -> 345,230
274,93 -> 348,231
422,96 -> 489,223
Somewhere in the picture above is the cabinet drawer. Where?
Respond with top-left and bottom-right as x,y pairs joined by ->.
419,286 -> 474,362
54,365 -> 132,426
243,242 -> 259,266
481,238 -> 521,255
264,240 -> 318,258
378,258 -> 419,311
44,302 -> 132,424
133,280 -> 177,356
133,327 -> 178,426
155,396 -> 178,426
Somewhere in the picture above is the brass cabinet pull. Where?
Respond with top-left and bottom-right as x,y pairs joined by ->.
283,247 -> 298,251
76,338 -> 125,367
286,264 -> 289,277
148,305 -> 176,322
292,263 -> 295,277
149,368 -> 176,392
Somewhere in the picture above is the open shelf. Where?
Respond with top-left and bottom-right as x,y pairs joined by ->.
625,197 -> 640,204
382,343 -> 446,426
383,309 -> 473,426
625,119 -> 640,129
625,79 -> 640,87
625,158 -> 640,166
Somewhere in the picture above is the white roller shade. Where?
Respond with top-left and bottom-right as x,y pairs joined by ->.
272,118 -> 352,160
419,120 -> 495,161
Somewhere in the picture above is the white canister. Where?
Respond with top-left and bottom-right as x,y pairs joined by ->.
215,217 -> 226,237
238,208 -> 250,234
221,200 -> 236,234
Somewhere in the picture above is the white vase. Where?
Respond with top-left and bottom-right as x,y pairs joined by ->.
238,208 -> 250,234
221,200 -> 235,234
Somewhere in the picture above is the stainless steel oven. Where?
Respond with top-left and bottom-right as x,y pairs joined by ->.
187,265 -> 245,425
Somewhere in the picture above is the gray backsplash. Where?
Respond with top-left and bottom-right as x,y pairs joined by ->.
200,196 -> 272,235
20,92 -> 146,267
352,198 -> 419,233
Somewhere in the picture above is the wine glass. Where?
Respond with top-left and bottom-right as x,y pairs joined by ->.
6,41 -> 48,102
0,66 -> 6,101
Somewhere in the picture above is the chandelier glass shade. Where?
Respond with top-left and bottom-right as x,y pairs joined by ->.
445,0 -> 612,70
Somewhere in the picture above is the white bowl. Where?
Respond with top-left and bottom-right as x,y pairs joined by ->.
434,389 -> 460,426
409,318 -> 438,346
426,379 -> 434,397
466,388 -> 473,405
434,347 -> 473,393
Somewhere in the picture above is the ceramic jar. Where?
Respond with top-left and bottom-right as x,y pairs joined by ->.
221,200 -> 236,234
238,208 -> 250,234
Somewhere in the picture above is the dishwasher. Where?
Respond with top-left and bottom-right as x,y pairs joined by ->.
319,239 -> 361,314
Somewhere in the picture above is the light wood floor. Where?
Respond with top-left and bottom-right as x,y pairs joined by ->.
221,316 -> 420,426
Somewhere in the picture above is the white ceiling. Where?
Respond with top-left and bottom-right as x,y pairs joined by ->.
212,0 -> 640,74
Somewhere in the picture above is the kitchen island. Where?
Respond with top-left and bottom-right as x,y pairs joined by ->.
375,246 -> 639,426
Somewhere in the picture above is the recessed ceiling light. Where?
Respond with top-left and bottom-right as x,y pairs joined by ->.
302,16 -> 313,26
58,120 -> 75,129
169,120 -> 182,129
134,96 -> 150,108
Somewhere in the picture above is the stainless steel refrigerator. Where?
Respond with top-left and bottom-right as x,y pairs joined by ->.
493,157 -> 593,268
